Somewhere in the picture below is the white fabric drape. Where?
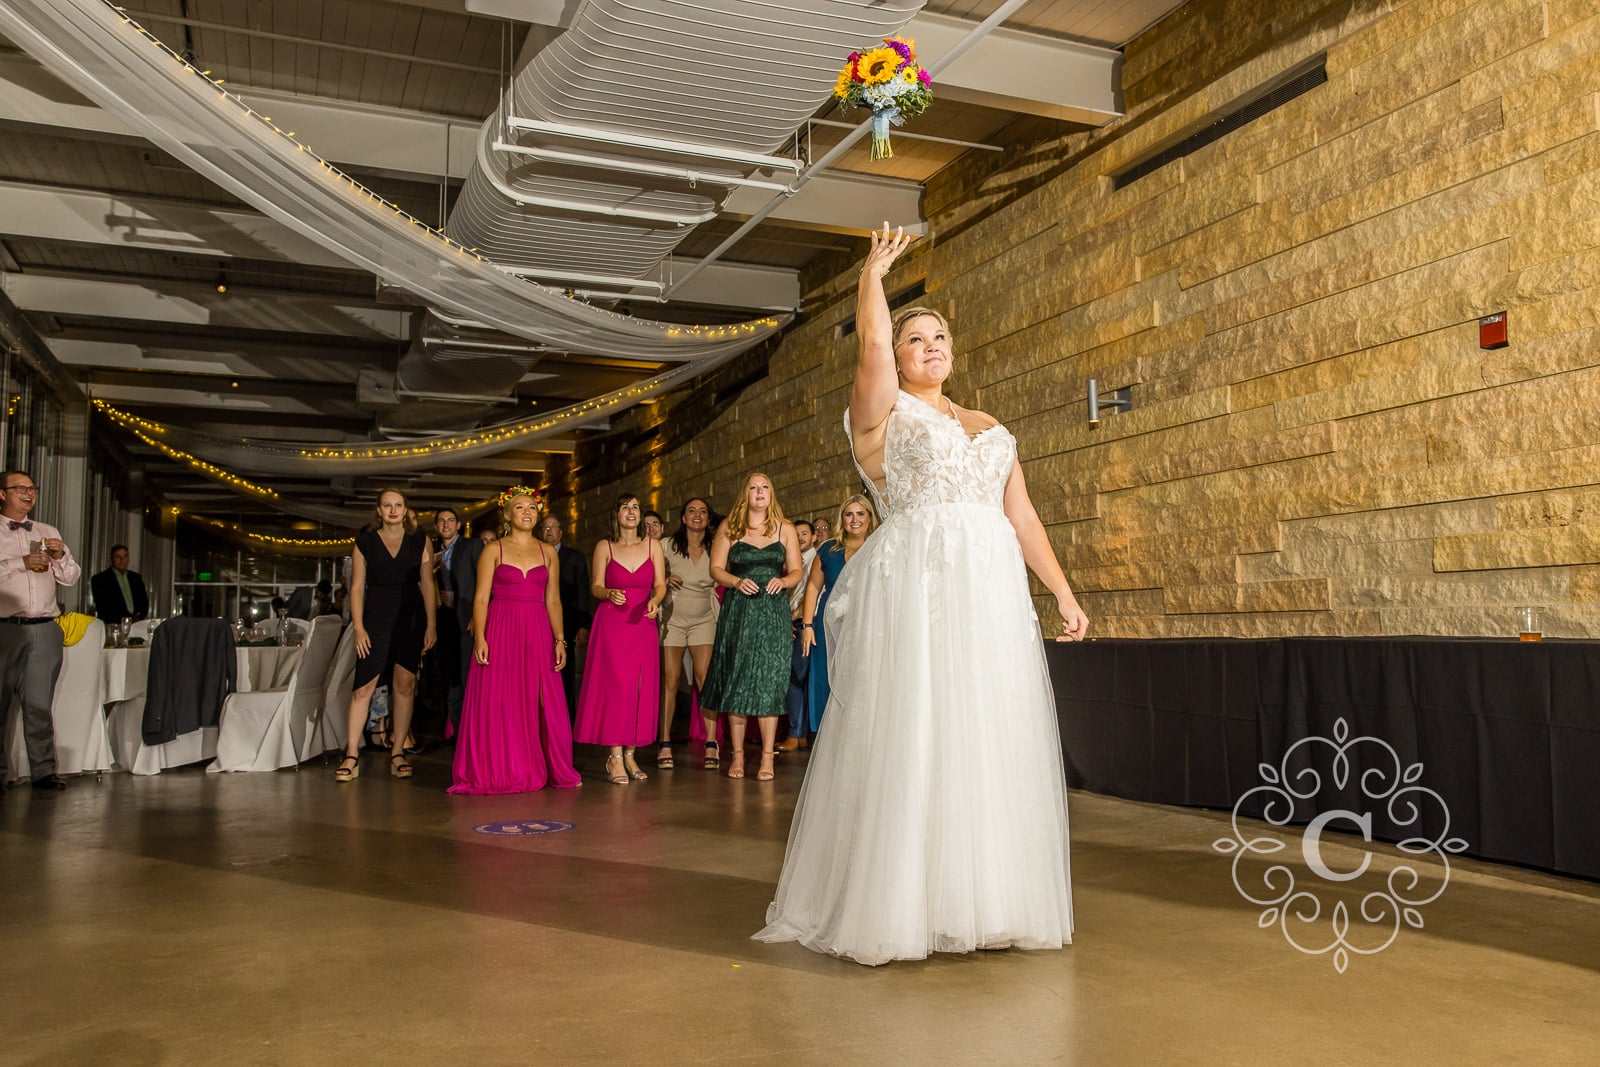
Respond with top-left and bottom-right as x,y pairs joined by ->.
0,0 -> 788,363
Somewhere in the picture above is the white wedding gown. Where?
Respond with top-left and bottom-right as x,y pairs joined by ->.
755,390 -> 1073,965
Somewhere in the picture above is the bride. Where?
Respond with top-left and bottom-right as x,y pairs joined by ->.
754,223 -> 1090,966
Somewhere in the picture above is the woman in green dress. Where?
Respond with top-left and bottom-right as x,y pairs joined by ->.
701,471 -> 804,781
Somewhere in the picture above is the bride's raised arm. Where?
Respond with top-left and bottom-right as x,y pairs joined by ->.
848,223 -> 914,451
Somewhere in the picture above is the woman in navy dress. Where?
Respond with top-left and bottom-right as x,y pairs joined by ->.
799,494 -> 878,735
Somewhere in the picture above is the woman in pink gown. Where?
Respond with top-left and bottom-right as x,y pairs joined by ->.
449,487 -> 582,794
574,492 -> 667,785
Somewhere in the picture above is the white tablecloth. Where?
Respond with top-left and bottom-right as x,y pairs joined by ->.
102,645 -> 304,702
102,644 -> 304,775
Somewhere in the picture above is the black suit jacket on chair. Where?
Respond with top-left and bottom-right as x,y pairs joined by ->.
556,543 -> 592,639
437,535 -> 483,630
90,567 -> 149,622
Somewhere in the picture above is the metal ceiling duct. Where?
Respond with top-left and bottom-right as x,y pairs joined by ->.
391,0 -> 923,429
445,0 -> 923,289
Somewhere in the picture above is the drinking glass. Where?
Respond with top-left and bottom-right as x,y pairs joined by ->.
1517,606 -> 1542,642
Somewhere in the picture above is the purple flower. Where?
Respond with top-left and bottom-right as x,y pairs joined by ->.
887,39 -> 912,60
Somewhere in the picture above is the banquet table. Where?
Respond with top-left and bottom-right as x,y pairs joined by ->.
103,643 -> 305,773
102,644 -> 305,702
1046,637 -> 1600,881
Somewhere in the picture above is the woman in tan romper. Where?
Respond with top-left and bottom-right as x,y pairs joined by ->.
656,497 -> 719,768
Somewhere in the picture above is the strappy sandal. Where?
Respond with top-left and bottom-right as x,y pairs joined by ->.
656,744 -> 674,769
388,753 -> 413,779
703,741 -> 719,770
622,749 -> 648,781
605,754 -> 631,785
335,753 -> 360,782
757,750 -> 776,782
727,752 -> 746,780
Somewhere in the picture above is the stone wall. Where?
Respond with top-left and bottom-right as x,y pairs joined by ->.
553,0 -> 1600,638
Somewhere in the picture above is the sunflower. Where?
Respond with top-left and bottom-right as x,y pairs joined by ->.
857,46 -> 901,85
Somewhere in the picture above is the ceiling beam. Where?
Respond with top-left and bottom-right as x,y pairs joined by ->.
721,172 -> 926,239
2,272 -> 409,339
0,180 -> 352,269
906,12 -> 1123,125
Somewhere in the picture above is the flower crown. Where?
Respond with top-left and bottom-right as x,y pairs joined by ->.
497,485 -> 543,510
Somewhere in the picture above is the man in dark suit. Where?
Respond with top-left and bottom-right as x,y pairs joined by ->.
90,545 -> 149,623
539,514 -> 591,716
431,506 -> 482,732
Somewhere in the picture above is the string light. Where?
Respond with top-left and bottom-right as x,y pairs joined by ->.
95,400 -> 509,531
179,512 -> 354,553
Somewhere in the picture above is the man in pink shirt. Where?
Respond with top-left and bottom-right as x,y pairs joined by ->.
0,469 -> 81,791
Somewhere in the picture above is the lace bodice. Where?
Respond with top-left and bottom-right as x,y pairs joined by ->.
846,391 -> 1015,517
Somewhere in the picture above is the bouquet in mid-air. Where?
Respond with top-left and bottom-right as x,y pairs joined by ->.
834,36 -> 933,160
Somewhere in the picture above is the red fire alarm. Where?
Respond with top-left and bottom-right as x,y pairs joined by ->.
1479,311 -> 1509,349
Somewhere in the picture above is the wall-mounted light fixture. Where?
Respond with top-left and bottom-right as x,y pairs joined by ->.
1087,379 -> 1132,426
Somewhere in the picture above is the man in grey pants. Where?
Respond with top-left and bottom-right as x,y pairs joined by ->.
0,470 -> 81,791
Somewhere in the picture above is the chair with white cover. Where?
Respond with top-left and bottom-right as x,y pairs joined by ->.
5,618 -> 113,782
128,619 -> 154,640
304,621 -> 357,761
210,615 -> 342,773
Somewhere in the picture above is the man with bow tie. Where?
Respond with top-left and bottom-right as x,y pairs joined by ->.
0,470 -> 81,791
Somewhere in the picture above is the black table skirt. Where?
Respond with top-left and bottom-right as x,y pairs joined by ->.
1046,637 -> 1600,881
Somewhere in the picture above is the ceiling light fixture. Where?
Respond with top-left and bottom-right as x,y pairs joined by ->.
214,271 -> 229,294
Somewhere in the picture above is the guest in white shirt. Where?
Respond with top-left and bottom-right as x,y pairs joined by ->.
0,469 -> 82,791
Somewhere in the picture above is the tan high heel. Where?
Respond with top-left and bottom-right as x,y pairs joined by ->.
606,754 -> 631,785
757,750 -> 776,781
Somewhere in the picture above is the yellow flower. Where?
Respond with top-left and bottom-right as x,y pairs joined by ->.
902,67 -> 917,83
858,47 -> 901,85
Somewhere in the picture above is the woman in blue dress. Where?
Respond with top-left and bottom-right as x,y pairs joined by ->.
799,494 -> 878,735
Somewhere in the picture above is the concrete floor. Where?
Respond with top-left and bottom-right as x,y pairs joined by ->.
3,746 -> 1598,1066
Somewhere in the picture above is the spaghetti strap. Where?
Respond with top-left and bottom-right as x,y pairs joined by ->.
605,540 -> 613,562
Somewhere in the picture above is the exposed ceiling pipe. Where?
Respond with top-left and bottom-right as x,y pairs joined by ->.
665,0 -> 1036,298
807,117 -> 1005,153
478,138 -> 718,224
503,116 -> 803,172
496,264 -> 665,292
493,141 -> 793,192
116,7 -> 505,75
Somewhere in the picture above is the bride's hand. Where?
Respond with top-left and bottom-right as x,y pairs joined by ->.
861,221 -> 913,282
1055,592 -> 1089,642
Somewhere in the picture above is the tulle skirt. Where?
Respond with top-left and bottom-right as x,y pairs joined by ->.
754,502 -> 1073,965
